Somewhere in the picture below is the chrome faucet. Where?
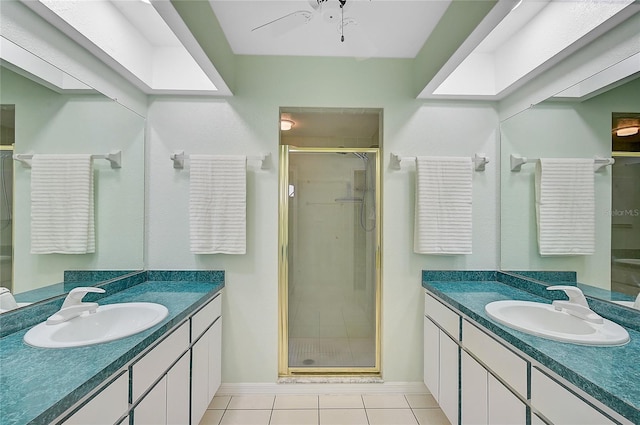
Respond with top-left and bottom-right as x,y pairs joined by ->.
547,286 -> 603,324
46,287 -> 106,325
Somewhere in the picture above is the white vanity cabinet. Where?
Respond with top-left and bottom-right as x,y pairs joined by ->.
461,319 -> 527,425
424,289 -> 633,425
61,372 -> 129,425
461,351 -> 526,425
424,292 -> 526,425
191,295 -> 223,425
167,353 -> 191,424
133,351 -> 191,425
54,290 -> 223,425
423,293 -> 460,425
133,376 -> 168,425
131,321 -> 190,424
531,368 -> 616,425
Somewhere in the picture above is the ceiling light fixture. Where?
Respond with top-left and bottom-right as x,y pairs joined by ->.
614,118 -> 640,137
281,119 -> 295,131
616,126 -> 639,137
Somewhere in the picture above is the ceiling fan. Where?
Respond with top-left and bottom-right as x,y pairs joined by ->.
252,0 -> 367,43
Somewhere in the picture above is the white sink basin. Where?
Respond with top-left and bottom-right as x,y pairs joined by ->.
485,300 -> 629,346
24,302 -> 168,348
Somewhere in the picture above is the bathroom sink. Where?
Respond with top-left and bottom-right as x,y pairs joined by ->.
24,302 -> 168,348
485,300 -> 629,346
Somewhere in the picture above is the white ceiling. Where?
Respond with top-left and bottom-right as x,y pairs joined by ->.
209,0 -> 451,59
7,0 -> 640,100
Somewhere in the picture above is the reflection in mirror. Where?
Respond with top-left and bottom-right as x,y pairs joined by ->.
0,47 -> 145,310
500,65 -> 640,309
0,106 -> 15,292
611,113 -> 640,299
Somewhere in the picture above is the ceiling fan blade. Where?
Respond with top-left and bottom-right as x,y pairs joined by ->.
252,10 -> 313,36
307,0 -> 325,11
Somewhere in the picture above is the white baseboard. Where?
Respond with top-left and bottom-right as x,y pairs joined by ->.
217,381 -> 429,395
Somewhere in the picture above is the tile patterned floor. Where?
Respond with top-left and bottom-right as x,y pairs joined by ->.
199,393 -> 450,425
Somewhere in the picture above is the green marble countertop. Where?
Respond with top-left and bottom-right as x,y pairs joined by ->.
0,280 -> 223,425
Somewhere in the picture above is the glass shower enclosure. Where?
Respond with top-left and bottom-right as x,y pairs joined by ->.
0,105 -> 14,291
611,154 -> 640,297
279,145 -> 380,375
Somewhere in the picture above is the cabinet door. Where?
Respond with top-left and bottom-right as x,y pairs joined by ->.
192,295 -> 222,341
462,320 -> 527,398
461,351 -> 526,425
439,332 -> 459,425
167,353 -> 190,425
461,351 -> 488,425
191,326 -> 211,425
208,318 -> 222,399
134,376 -> 167,425
425,293 -> 460,340
531,368 -> 614,425
62,373 -> 128,425
424,316 -> 440,400
132,322 -> 189,402
488,375 -> 526,425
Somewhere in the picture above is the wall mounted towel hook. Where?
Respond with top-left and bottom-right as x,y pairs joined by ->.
250,153 -> 271,170
170,151 -> 185,169
473,153 -> 489,171
593,156 -> 615,172
94,151 -> 122,169
510,154 -> 528,172
390,153 -> 403,170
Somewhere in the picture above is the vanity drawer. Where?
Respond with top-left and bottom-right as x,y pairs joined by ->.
462,319 -> 527,397
131,320 -> 189,402
531,368 -> 616,424
425,292 -> 460,340
192,293 -> 222,341
62,372 -> 128,425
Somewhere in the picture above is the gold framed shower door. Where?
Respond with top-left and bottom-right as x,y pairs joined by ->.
278,145 -> 382,376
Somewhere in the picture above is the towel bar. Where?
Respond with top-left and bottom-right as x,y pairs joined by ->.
390,153 -> 489,171
12,151 -> 122,169
510,154 -> 614,172
170,152 -> 271,170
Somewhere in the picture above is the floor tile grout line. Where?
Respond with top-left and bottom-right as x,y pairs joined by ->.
203,394 -> 445,425
268,395 -> 275,425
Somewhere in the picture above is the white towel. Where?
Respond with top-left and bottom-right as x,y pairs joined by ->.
414,156 -> 472,254
30,154 -> 95,254
535,158 -> 595,255
189,155 -> 246,254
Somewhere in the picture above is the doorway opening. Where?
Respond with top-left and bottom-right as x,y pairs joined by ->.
278,108 -> 382,376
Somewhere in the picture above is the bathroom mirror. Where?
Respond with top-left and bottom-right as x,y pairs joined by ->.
500,58 -> 640,306
0,44 -> 145,307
